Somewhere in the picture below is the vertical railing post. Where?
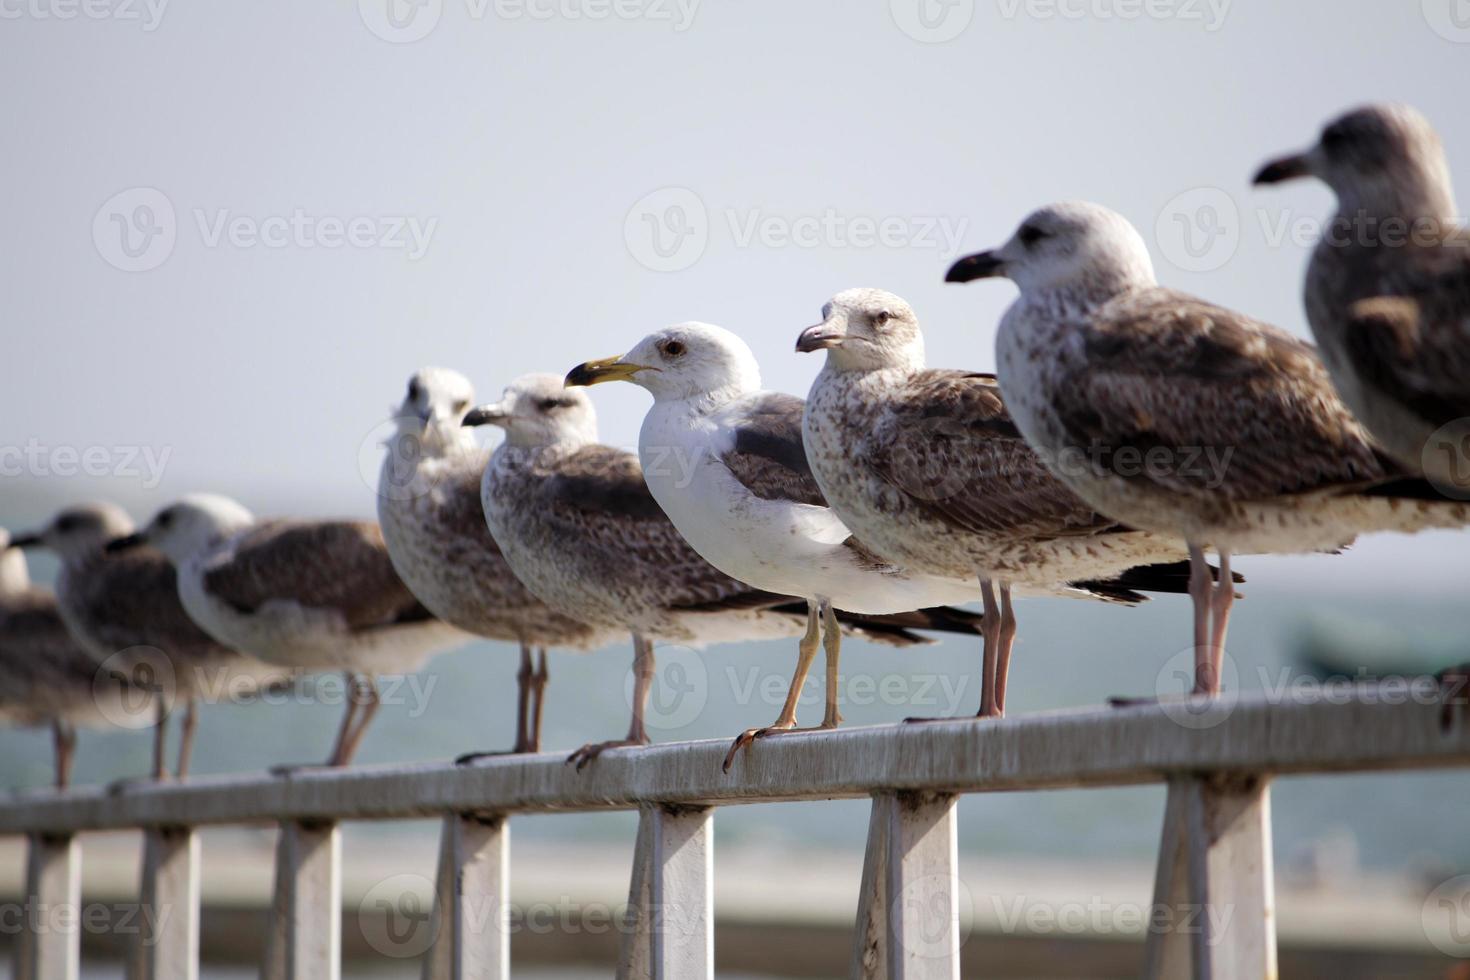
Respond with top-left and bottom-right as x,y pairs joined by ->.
616,804 -> 713,980
850,792 -> 960,980
127,826 -> 200,980
262,820 -> 341,980
14,833 -> 80,980
1142,775 -> 1276,980
423,813 -> 509,980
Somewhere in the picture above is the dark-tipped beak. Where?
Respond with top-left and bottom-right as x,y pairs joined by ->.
7,532 -> 42,550
462,405 -> 508,428
1253,153 -> 1312,186
795,322 -> 843,353
945,251 -> 1006,283
105,533 -> 144,554
565,356 -> 650,388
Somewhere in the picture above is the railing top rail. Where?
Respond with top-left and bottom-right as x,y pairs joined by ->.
0,691 -> 1464,834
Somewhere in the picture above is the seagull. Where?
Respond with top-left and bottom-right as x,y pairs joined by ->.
1254,103 -> 1470,487
378,367 -> 618,756
566,324 -> 986,770
466,373 -> 959,769
0,528 -> 142,789
12,503 -> 283,783
947,201 -> 1470,696
798,288 -> 1224,718
114,494 -> 468,768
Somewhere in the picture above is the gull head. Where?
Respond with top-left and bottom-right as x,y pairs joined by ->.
1254,104 -> 1454,216
796,288 -> 924,373
463,373 -> 599,449
947,202 -> 1156,299
11,502 -> 137,563
395,367 -> 477,444
115,493 -> 257,565
566,322 -> 762,405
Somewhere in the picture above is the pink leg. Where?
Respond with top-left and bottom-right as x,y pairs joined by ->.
993,585 -> 1018,717
1188,544 -> 1215,695
1208,549 -> 1235,694
977,580 -> 1002,718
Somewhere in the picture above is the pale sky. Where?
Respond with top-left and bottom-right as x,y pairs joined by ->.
4,0 -> 1470,590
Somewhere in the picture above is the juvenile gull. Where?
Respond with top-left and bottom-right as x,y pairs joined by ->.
467,374 -> 946,769
378,367 -> 618,756
12,503 -> 284,782
0,529 -> 141,788
1254,103 -> 1470,485
799,288 -> 1217,717
948,201 -> 1470,695
116,494 -> 468,768
567,325 -> 985,770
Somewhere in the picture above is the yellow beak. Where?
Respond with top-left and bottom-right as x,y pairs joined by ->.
565,356 -> 655,387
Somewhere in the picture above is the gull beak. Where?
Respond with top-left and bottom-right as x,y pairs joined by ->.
795,320 -> 845,353
565,356 -> 653,388
462,402 -> 510,428
1253,151 -> 1312,186
105,532 -> 145,554
7,531 -> 42,549
945,250 -> 1006,283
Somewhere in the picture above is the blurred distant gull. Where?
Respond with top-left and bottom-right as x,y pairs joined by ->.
799,288 -> 1213,718
13,502 -> 283,783
467,374 -> 942,770
949,201 -> 1470,697
0,528 -> 140,788
1255,103 -> 1470,485
378,367 -> 618,757
117,494 -> 468,768
567,324 -> 985,771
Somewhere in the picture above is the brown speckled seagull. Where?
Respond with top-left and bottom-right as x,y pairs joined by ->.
947,201 -> 1470,697
798,288 -> 1224,718
377,367 -> 618,758
1254,103 -> 1470,488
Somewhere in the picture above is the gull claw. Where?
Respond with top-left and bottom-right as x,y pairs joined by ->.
564,738 -> 645,772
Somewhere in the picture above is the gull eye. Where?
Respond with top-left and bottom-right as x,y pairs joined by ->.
157,510 -> 174,528
407,380 -> 422,402
453,398 -> 469,414
1018,224 -> 1050,247
55,515 -> 78,533
660,340 -> 686,358
537,397 -> 562,412
873,310 -> 893,327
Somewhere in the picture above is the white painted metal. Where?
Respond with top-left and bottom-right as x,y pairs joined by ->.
617,805 -> 713,980
1142,776 -> 1277,980
14,833 -> 80,980
850,794 -> 960,980
262,821 -> 341,980
127,827 -> 200,980
0,695 -> 1460,834
422,813 -> 509,980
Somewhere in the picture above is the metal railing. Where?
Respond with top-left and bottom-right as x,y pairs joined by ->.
4,691 -> 1467,979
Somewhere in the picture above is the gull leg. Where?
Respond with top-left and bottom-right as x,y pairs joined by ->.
993,585 -> 1018,717
152,698 -> 170,780
1207,549 -> 1235,695
722,601 -> 821,773
568,633 -> 654,771
976,580 -> 1002,718
530,648 -> 549,752
174,698 -> 198,779
456,643 -> 534,765
333,675 -> 381,766
820,599 -> 843,728
52,721 -> 76,790
1188,544 -> 1216,695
